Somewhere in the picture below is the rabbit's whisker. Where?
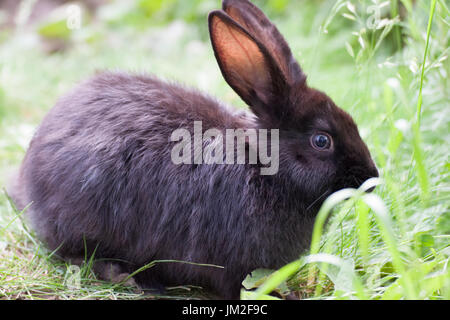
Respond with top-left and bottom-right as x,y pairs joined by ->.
306,189 -> 331,211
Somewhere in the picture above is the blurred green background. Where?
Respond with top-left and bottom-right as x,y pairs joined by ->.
0,0 -> 448,299
0,0 -> 424,122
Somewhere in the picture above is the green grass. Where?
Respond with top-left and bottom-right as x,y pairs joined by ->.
0,0 -> 449,300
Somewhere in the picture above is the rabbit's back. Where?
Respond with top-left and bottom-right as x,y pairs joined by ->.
31,72 -> 241,151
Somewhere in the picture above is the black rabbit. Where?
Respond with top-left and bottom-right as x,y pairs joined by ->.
10,0 -> 378,299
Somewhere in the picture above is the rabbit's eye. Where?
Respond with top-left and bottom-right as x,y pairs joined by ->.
311,133 -> 332,150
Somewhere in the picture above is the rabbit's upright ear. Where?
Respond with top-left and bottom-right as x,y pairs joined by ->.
209,10 -> 286,119
222,0 -> 305,87
209,2 -> 306,123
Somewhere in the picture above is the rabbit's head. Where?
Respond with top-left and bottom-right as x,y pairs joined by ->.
209,0 -> 378,204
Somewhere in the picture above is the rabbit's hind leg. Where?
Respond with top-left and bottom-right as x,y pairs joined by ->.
65,257 -> 138,288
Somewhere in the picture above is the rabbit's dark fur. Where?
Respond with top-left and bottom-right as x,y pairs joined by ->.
11,0 -> 378,299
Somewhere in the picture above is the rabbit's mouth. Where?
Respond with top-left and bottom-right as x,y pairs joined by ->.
335,172 -> 378,193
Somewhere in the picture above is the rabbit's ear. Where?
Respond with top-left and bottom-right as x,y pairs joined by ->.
209,10 -> 288,120
222,0 -> 305,86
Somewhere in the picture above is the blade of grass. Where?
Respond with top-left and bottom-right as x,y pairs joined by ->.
416,0 -> 437,124
121,259 -> 224,285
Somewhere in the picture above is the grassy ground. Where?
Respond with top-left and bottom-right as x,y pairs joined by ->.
0,0 -> 449,299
